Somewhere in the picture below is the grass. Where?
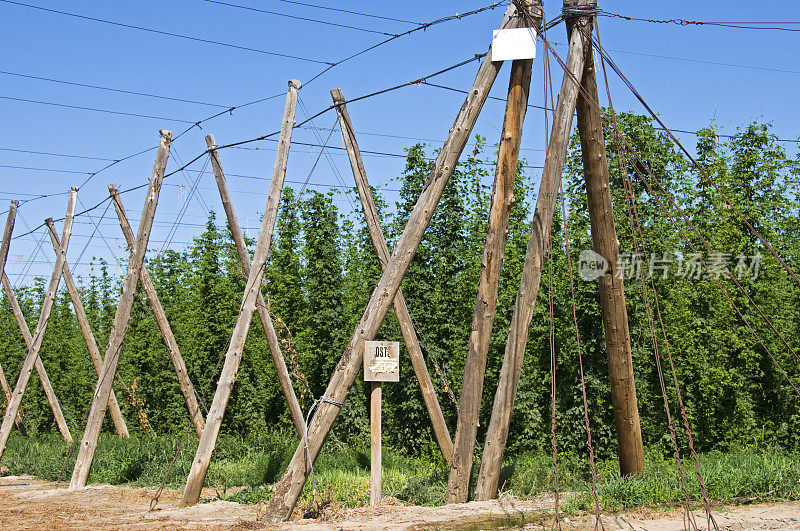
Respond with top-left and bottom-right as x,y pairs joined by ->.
2,432 -> 799,514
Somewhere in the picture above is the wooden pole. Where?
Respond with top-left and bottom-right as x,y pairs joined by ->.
574,14 -> 644,476
0,201 -> 17,282
205,133 -> 305,440
330,88 -> 453,463
262,7 -> 519,522
370,381 -> 381,506
446,8 -> 537,503
0,201 -> 26,436
45,220 -> 129,438
0,189 -> 77,457
70,130 -> 172,489
474,0 -> 592,500
0,363 -> 26,435
108,185 -> 205,438
180,80 -> 300,507
1,273 -> 67,436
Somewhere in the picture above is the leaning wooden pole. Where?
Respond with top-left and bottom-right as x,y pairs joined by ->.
331,88 -> 454,463
445,5 -> 538,503
108,185 -> 206,438
0,362 -> 26,435
45,220 -> 129,438
70,130 -> 172,489
262,7 -> 519,523
1,273 -> 68,438
0,189 -> 77,457
180,80 -> 300,507
205,132 -> 305,441
474,0 -> 592,500
0,201 -> 17,289
0,201 -> 26,436
574,14 -> 644,476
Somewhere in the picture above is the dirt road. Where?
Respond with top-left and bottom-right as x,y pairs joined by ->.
1,475 -> 797,529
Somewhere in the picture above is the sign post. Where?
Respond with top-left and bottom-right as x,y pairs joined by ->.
364,340 -> 399,506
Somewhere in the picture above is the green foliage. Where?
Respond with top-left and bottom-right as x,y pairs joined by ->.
0,115 -> 799,502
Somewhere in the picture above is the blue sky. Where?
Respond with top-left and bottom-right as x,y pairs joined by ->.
0,0 -> 798,282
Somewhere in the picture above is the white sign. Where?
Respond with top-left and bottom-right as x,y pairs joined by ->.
364,341 -> 400,382
491,27 -> 537,62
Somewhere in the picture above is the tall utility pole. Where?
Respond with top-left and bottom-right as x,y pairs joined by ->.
573,6 -> 644,476
474,0 -> 592,500
446,0 -> 539,503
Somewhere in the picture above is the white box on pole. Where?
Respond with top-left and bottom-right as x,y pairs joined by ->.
491,27 -> 537,61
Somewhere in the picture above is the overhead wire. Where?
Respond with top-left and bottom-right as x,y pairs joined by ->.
540,16 -> 560,528
272,0 -> 422,25
300,1 -> 507,86
0,95 -> 197,124
592,12 -> 710,528
203,0 -> 400,36
540,6 -> 800,400
0,69 -> 231,108
598,48 -> 800,78
9,50 -> 493,241
4,1 -> 508,207
0,147 -> 117,162
0,0 -> 334,65
539,7 -> 800,465
159,151 -> 211,254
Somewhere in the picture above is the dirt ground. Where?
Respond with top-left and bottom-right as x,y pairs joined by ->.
1,475 -> 798,530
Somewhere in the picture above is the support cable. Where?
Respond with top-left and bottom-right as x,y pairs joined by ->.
590,38 -> 800,290
534,11 -> 800,400
599,11 -> 800,32
594,19 -> 715,530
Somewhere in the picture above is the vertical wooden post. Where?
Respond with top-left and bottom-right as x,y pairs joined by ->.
370,381 -> 382,506
474,0 -> 592,500
45,220 -> 129,438
330,88 -> 453,463
262,7 -> 519,522
0,189 -> 77,457
70,130 -> 172,489
205,133 -> 305,440
108,186 -> 205,438
446,3 -> 538,503
180,80 -> 300,508
575,14 -> 644,476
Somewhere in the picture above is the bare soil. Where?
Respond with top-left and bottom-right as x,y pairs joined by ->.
1,475 -> 798,530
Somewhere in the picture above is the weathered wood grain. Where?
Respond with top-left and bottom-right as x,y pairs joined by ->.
331,88 -> 453,463
180,81 -> 300,507
446,10 -> 537,502
474,0 -> 591,500
45,220 -> 129,438
0,189 -> 78,458
108,186 -> 206,438
575,16 -> 644,476
205,133 -> 306,441
70,130 -> 172,489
